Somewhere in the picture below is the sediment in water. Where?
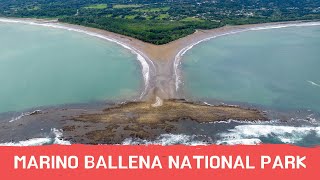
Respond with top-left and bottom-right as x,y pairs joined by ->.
1,18 -> 319,145
2,18 -> 319,100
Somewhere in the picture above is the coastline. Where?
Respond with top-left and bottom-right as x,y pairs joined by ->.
1,98 -> 318,145
0,17 -> 156,100
0,17 -> 320,145
1,17 -> 320,101
58,20 -> 320,100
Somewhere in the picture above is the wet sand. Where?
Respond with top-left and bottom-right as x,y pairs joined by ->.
59,20 -> 320,100
2,18 -> 318,100
0,18 -> 319,144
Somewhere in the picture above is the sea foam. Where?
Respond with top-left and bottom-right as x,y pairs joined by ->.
217,125 -> 320,145
122,124 -> 320,146
122,134 -> 212,146
0,18 -> 155,99
9,110 -> 41,122
0,128 -> 71,146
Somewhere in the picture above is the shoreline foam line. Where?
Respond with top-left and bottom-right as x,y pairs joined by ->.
9,110 -> 41,123
174,21 -> 320,91
0,18 -> 155,99
217,125 -> 320,145
0,128 -> 70,146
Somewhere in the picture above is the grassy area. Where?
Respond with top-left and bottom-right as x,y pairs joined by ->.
113,4 -> 142,9
134,7 -> 170,12
181,17 -> 204,22
114,15 -> 124,19
124,15 -> 137,19
144,15 -> 153,20
156,14 -> 170,20
85,4 -> 107,9
28,6 -> 40,11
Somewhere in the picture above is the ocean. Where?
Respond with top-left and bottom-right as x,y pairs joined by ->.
0,21 -> 143,114
178,25 -> 320,147
0,21 -> 319,147
182,26 -> 320,112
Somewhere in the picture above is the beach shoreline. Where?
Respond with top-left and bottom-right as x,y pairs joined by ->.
59,20 -> 320,100
1,17 -> 320,101
1,17 -> 320,145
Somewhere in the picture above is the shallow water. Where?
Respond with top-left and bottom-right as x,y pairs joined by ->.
1,23 -> 320,147
182,26 -> 320,112
0,22 -> 142,113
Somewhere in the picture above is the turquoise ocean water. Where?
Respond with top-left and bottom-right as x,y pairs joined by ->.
182,26 -> 320,112
0,22 -> 142,113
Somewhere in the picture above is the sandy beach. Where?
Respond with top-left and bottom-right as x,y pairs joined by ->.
1,18 -> 319,101
59,20 -> 320,101
1,18 -> 320,145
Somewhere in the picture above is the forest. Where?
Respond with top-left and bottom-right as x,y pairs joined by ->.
0,0 -> 319,44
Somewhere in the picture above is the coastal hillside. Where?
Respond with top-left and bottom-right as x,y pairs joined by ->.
0,0 -> 319,44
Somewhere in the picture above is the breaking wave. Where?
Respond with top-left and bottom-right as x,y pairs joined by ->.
174,21 -> 320,91
0,128 -> 70,146
122,124 -> 320,146
0,18 -> 155,99
9,110 -> 41,122
122,134 -> 213,146
217,125 -> 320,145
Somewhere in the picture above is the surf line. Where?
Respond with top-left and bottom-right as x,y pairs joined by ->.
9,110 -> 41,123
174,21 -> 320,92
0,18 -> 155,99
307,80 -> 320,88
0,128 -> 71,146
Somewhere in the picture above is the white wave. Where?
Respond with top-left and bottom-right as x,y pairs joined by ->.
307,80 -> 320,87
216,138 -> 261,145
218,125 -> 320,145
151,96 -> 163,107
0,128 -> 71,146
305,114 -> 318,124
174,21 -> 320,91
122,134 -> 211,146
250,22 -> 320,31
0,18 -> 155,99
0,138 -> 53,146
203,101 -> 240,107
203,102 -> 214,106
9,110 -> 41,122
208,119 -> 280,124
51,128 -> 71,145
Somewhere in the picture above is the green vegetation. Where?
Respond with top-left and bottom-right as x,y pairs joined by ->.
181,17 -> 204,22
28,6 -> 40,11
0,0 -> 319,44
85,4 -> 107,9
134,7 -> 170,13
113,4 -> 142,9
124,15 -> 137,19
60,16 -> 221,44
156,14 -> 170,20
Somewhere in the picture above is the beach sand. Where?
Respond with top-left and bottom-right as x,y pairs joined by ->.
58,20 -> 319,101
1,18 -> 319,101
1,18 -> 319,144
